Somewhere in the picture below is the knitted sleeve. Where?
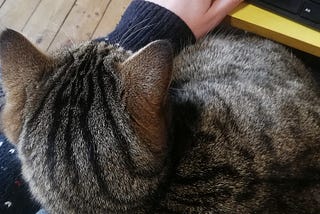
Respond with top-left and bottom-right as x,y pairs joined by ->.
95,0 -> 196,53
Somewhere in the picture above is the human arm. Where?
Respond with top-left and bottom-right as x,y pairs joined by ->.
97,0 -> 243,53
146,0 -> 244,39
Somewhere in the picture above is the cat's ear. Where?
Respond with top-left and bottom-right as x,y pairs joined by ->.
0,29 -> 53,143
120,40 -> 173,153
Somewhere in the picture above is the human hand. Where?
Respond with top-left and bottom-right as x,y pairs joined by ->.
145,0 -> 244,39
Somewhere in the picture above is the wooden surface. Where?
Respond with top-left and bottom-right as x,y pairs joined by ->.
228,2 -> 320,57
23,0 -> 76,51
0,0 -> 131,51
0,0 -> 319,56
0,0 -> 42,31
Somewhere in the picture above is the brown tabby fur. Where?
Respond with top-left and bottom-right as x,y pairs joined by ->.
0,29 -> 53,142
0,28 -> 319,213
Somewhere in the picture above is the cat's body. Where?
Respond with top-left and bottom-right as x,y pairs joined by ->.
0,28 -> 319,213
159,30 -> 320,213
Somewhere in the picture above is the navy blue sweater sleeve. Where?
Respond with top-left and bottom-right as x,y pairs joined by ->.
96,0 -> 196,53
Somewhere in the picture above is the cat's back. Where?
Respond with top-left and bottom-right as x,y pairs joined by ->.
173,28 -> 318,98
160,28 -> 320,213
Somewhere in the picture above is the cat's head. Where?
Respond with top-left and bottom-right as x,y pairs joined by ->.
0,29 -> 173,211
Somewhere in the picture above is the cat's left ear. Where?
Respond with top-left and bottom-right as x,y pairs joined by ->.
120,40 -> 173,153
0,29 -> 53,143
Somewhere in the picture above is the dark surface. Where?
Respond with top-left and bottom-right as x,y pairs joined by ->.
250,0 -> 320,31
293,49 -> 320,85
0,135 -> 41,214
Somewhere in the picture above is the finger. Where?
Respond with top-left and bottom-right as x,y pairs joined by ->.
208,0 -> 243,15
205,0 -> 243,27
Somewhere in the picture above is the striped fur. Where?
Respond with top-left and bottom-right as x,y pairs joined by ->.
18,42 -> 170,213
0,28 -> 320,213
158,29 -> 320,213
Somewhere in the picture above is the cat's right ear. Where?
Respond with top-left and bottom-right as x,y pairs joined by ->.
0,29 -> 53,143
119,40 -> 173,153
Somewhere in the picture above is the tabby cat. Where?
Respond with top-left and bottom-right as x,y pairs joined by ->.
0,27 -> 319,214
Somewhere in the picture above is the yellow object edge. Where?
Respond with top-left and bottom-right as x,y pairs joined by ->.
227,2 -> 320,57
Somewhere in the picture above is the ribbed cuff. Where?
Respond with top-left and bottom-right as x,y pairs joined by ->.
95,0 -> 196,54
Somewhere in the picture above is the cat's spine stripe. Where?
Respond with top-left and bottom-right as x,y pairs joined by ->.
68,53 -> 134,205
64,64 -> 81,188
80,72 -> 107,193
46,77 -> 71,186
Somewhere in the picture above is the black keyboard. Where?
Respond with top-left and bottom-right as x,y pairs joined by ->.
249,0 -> 320,31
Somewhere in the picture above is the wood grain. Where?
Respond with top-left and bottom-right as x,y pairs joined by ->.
0,0 -> 5,8
93,0 -> 131,38
48,0 -> 111,51
22,0 -> 76,51
0,0 -> 41,31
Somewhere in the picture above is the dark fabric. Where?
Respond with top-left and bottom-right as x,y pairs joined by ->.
96,0 -> 196,54
0,134 -> 41,214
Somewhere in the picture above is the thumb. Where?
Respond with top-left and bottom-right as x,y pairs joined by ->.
205,0 -> 243,28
